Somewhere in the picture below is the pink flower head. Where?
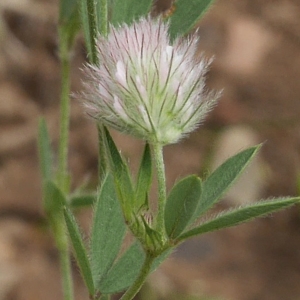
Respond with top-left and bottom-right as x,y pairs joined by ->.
81,17 -> 219,145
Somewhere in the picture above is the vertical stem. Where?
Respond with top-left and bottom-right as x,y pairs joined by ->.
120,254 -> 154,300
59,228 -> 74,300
99,0 -> 108,37
86,0 -> 108,182
87,0 -> 99,65
56,28 -> 74,300
57,30 -> 71,194
53,214 -> 74,300
79,0 -> 109,179
152,143 -> 167,237
97,123 -> 108,182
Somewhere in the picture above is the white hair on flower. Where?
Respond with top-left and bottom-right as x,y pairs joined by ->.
80,16 -> 219,145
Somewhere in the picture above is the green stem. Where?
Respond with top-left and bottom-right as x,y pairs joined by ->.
99,0 -> 108,37
152,143 -> 167,237
97,123 -> 108,182
56,28 -> 74,300
57,29 -> 71,194
120,254 -> 154,300
96,0 -> 109,181
53,214 -> 74,300
86,0 -> 108,182
87,0 -> 99,65
59,234 -> 74,300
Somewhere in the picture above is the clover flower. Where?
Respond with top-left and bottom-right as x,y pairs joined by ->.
81,17 -> 219,145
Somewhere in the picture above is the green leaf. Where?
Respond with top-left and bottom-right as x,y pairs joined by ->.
38,118 -> 52,181
43,180 -> 67,240
59,0 -> 81,50
165,175 -> 202,238
110,0 -> 152,26
168,0 -> 216,41
44,180 -> 66,215
90,174 -> 126,287
190,145 -> 261,224
104,128 -> 135,219
59,0 -> 78,24
79,0 -> 99,62
135,143 -> 152,210
179,197 -> 300,241
99,242 -> 172,294
64,208 -> 95,295
69,193 -> 96,208
96,0 -> 108,36
99,242 -> 145,294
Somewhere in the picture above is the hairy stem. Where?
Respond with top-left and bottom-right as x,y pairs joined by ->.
152,143 -> 167,237
86,0 -> 99,65
55,26 -> 74,300
57,29 -> 71,194
86,0 -> 108,181
99,0 -> 108,37
53,213 -> 74,300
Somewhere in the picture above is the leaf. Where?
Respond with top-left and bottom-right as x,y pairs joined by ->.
110,0 -> 152,26
64,208 -> 95,295
98,242 -> 145,294
43,180 -> 67,242
59,0 -> 78,24
90,174 -> 126,287
104,127 -> 135,219
69,193 -> 96,208
165,175 -> 201,238
38,118 -> 52,181
135,143 -> 152,210
59,0 -> 81,50
168,0 -> 216,41
179,197 -> 300,241
44,180 -> 66,215
99,242 -> 172,294
79,0 -> 99,62
96,0 -> 108,36
190,145 -> 261,224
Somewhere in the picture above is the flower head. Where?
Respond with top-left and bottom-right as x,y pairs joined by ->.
81,17 -> 219,145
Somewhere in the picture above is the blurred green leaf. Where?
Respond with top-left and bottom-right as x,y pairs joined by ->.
168,0 -> 216,41
179,197 -> 300,241
79,0 -> 93,58
59,0 -> 81,50
44,180 -> 66,215
99,295 -> 111,300
69,193 -> 96,208
90,174 -> 126,288
79,0 -> 100,63
110,0 -> 152,26
165,175 -> 201,238
59,0 -> 78,23
64,208 -> 95,295
38,118 -> 52,182
190,145 -> 261,224
135,143 -> 152,210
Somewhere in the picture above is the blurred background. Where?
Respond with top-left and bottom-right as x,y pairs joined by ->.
1,0 -> 300,299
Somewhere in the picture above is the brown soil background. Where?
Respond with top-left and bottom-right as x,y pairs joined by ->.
1,0 -> 300,299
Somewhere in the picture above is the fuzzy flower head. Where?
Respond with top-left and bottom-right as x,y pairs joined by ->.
82,17 -> 219,145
